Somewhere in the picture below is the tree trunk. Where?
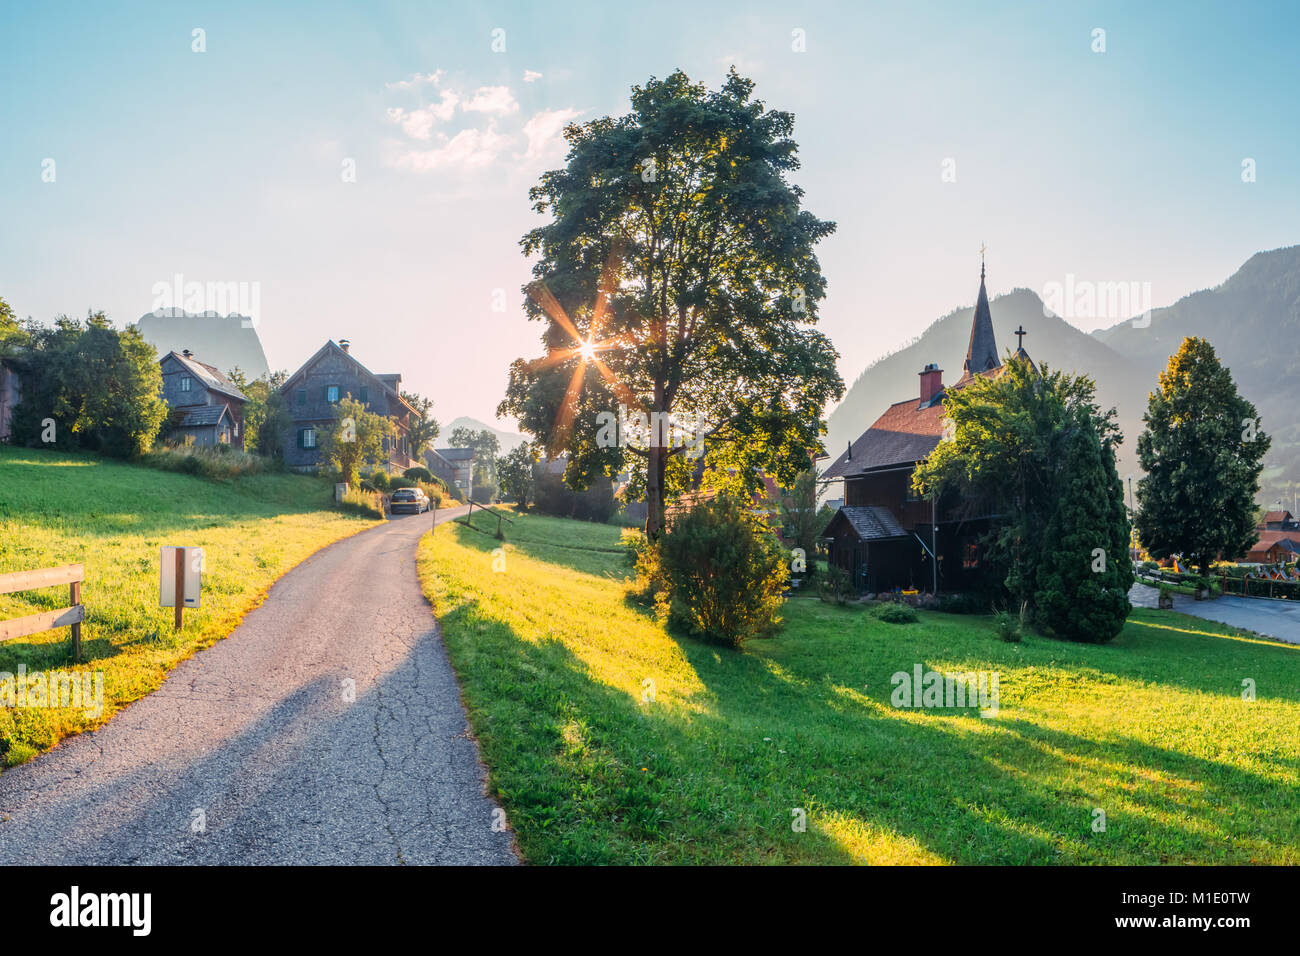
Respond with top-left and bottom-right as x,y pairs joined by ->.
645,441 -> 665,540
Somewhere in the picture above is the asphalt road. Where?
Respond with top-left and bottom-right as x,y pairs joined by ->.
0,505 -> 518,865
1130,582 -> 1300,644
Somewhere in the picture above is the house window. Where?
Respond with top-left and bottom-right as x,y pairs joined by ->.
301,427 -> 317,449
962,542 -> 980,569
326,385 -> 340,403
359,386 -> 368,404
297,388 -> 307,406
179,375 -> 192,392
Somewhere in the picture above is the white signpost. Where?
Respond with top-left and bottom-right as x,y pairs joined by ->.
160,546 -> 204,629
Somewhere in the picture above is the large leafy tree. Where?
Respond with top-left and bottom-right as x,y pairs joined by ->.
499,69 -> 843,537
11,312 -> 167,457
1034,424 -> 1133,642
319,396 -> 392,486
449,426 -> 501,502
912,356 -> 1123,607
401,390 -> 440,458
497,442 -> 537,509
0,296 -> 26,357
1135,336 -> 1268,573
229,368 -> 291,458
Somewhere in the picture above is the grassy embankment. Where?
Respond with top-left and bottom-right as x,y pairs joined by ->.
0,446 -> 382,765
418,507 -> 1300,864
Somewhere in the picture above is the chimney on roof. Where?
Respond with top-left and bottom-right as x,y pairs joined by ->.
919,363 -> 944,403
339,339 -> 350,353
182,349 -> 193,358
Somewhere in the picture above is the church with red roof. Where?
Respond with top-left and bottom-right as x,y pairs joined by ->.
819,261 -> 1032,594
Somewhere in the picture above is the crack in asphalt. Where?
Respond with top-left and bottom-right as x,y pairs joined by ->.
0,506 -> 518,866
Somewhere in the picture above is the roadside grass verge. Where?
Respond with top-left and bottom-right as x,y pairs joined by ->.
0,445 -> 382,766
418,509 -> 1300,864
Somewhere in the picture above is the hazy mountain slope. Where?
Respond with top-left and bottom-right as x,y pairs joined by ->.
827,288 -> 1151,477
133,310 -> 271,380
1094,245 -> 1300,503
446,416 -> 527,453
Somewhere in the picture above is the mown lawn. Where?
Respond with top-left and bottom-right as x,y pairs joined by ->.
418,508 -> 1300,864
0,446 -> 381,765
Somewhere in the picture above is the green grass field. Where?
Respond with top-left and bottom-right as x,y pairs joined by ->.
0,446 -> 381,765
418,508 -> 1300,864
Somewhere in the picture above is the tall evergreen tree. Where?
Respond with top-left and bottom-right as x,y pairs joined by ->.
1034,424 -> 1133,642
1135,337 -> 1268,573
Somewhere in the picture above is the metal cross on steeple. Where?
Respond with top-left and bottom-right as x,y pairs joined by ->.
980,242 -> 986,279
1015,324 -> 1027,349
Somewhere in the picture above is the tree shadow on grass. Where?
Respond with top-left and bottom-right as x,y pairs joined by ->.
670,627 -> 1300,863
442,519 -> 631,579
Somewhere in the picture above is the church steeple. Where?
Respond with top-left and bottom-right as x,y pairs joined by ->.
961,255 -> 1000,381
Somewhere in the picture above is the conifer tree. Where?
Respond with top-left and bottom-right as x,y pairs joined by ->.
1034,423 -> 1133,642
1135,337 -> 1268,574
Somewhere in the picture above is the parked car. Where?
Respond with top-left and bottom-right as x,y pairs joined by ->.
389,487 -> 430,514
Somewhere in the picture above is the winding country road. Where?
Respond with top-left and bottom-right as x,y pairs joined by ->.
0,505 -> 518,865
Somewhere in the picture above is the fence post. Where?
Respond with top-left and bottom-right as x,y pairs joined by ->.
70,579 -> 82,663
174,547 -> 184,631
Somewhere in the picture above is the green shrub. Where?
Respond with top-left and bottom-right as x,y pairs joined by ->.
818,564 -> 853,606
368,470 -> 391,492
621,527 -> 649,566
416,480 -> 446,509
339,487 -> 385,518
937,594 -> 986,615
141,443 -> 277,480
993,609 -> 1021,642
403,466 -> 434,483
629,536 -> 666,605
872,602 -> 918,624
656,493 -> 788,648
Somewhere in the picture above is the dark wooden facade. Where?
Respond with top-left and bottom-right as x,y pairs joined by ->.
281,340 -> 416,473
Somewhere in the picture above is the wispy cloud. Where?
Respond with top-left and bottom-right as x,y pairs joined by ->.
392,127 -> 507,171
463,85 -> 519,115
385,70 -> 442,91
383,71 -> 578,173
384,90 -> 460,140
523,107 -> 582,159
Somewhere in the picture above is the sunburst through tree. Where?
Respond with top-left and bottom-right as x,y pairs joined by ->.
500,69 -> 843,537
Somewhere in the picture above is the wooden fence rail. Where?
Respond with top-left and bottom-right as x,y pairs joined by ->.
459,500 -> 514,539
0,564 -> 85,661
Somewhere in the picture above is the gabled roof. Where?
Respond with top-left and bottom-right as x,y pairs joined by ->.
1262,510 -> 1295,525
281,340 -> 417,417
1250,530 -> 1300,551
822,505 -> 909,541
820,397 -> 947,479
164,351 -> 247,403
176,404 -> 233,428
436,447 -> 477,463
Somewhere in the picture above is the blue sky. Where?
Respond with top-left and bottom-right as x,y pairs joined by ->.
2,0 -> 1297,427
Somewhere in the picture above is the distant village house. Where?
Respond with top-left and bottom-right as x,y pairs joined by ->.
280,339 -> 418,473
159,349 -> 248,449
